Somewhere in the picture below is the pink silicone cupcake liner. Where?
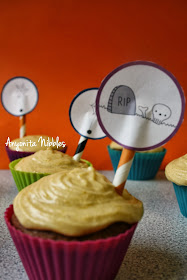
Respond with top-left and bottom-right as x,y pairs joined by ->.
5,205 -> 137,280
5,145 -> 67,162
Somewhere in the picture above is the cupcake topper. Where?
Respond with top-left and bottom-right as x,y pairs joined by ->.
69,88 -> 106,161
96,61 -> 185,194
1,77 -> 38,137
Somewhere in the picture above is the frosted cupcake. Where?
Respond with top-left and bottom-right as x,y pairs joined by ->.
5,135 -> 67,162
5,167 -> 143,280
10,149 -> 91,191
108,142 -> 166,180
165,154 -> 187,217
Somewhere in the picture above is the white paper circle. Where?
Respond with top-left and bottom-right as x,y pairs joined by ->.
1,77 -> 38,116
69,88 -> 106,139
96,61 -> 185,150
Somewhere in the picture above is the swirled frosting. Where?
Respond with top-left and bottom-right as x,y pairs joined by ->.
165,154 -> 187,186
110,141 -> 164,153
13,167 -> 143,236
8,135 -> 65,152
14,149 -> 88,174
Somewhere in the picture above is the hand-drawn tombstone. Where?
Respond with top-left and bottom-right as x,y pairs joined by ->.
107,85 -> 136,115
96,61 -> 185,151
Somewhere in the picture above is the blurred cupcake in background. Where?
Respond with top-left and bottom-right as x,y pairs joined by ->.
9,149 -> 91,191
108,141 -> 166,180
165,154 -> 187,217
5,135 -> 67,162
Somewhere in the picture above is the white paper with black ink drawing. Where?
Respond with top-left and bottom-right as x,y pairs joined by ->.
69,88 -> 106,139
96,62 -> 185,150
1,77 -> 38,116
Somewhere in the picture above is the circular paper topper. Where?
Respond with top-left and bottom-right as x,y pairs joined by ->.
1,76 -> 38,116
96,61 -> 185,150
69,88 -> 106,139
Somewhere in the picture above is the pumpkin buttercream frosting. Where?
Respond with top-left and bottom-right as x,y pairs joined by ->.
13,167 -> 143,237
109,141 -> 164,153
14,149 -> 87,174
165,154 -> 187,186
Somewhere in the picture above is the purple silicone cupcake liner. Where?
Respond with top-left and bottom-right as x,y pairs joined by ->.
5,145 -> 67,162
5,205 -> 137,280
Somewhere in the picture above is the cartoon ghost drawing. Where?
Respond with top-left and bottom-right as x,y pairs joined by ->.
1,78 -> 38,117
11,84 -> 29,114
152,103 -> 172,124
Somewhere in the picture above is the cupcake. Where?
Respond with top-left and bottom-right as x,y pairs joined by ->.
10,149 -> 91,191
5,135 -> 67,162
5,167 -> 143,280
108,142 -> 166,180
165,154 -> 187,217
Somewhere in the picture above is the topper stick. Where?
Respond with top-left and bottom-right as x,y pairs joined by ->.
113,148 -> 135,195
73,113 -> 99,162
19,115 -> 26,138
1,77 -> 38,140
70,88 -> 106,161
96,61 -> 185,197
73,136 -> 88,161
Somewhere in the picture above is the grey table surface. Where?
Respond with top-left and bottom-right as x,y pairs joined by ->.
0,170 -> 187,280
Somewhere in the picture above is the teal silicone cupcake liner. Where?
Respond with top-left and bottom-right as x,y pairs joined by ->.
129,150 -> 167,180
9,158 -> 92,192
107,146 -> 167,180
173,183 -> 187,217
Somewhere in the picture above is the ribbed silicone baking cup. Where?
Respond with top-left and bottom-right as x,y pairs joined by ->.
9,159 -> 49,191
172,183 -> 187,217
5,205 -> 137,280
107,146 -> 167,180
9,158 -> 92,192
5,145 -> 67,162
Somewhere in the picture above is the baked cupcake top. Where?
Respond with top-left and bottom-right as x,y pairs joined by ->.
165,154 -> 187,186
13,167 -> 143,237
14,149 -> 88,174
8,135 -> 65,152
109,142 -> 123,150
109,141 -> 164,153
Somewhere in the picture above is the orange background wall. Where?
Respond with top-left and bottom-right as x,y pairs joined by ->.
0,0 -> 186,170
